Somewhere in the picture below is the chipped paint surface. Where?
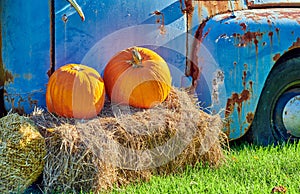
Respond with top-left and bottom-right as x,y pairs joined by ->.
179,0 -> 194,29
225,90 -> 251,119
273,53 -> 281,61
182,1 -> 247,91
151,10 -> 167,35
186,21 -> 206,88
212,70 -> 224,104
289,37 -> 300,50
190,7 -> 300,139
246,112 -> 254,124
2,1 -> 50,113
193,1 -> 245,20
233,31 -> 263,53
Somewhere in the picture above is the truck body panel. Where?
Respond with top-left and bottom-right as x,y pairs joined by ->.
1,1 -> 50,113
1,0 -> 299,141
192,8 -> 300,139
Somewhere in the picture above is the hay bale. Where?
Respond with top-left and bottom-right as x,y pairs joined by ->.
0,113 -> 46,193
31,88 -> 226,193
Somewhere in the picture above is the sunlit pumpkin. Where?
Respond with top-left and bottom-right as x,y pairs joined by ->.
46,64 -> 105,119
103,46 -> 172,108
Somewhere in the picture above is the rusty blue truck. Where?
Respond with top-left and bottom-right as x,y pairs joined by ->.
0,0 -> 299,144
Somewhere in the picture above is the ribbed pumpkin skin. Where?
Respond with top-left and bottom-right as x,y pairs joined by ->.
103,47 -> 172,108
46,64 -> 105,119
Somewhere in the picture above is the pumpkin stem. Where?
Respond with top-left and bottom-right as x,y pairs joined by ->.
130,47 -> 143,68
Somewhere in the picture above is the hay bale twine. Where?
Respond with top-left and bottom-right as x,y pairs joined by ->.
0,113 -> 46,193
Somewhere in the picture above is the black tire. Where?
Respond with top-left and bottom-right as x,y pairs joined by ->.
250,56 -> 300,145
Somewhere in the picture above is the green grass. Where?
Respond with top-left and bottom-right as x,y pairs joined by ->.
110,142 -> 300,194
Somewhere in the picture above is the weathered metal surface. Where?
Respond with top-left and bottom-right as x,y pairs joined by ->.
1,1 -> 50,113
289,37 -> 300,50
180,0 -> 247,90
190,8 -> 300,139
54,0 -> 190,89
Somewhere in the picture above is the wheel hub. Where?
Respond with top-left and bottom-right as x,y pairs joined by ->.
282,95 -> 300,137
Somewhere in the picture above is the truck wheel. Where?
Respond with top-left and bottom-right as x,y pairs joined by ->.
251,57 -> 300,145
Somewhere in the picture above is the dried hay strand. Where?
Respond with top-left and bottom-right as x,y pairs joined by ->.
31,87 -> 226,193
31,111 -> 151,193
0,113 -> 46,193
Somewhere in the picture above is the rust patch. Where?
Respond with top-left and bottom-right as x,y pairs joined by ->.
179,0 -> 194,15
47,69 -> 52,78
289,37 -> 300,50
249,81 -> 253,94
240,23 -> 247,31
234,31 -> 263,53
242,71 -> 247,88
151,10 -> 166,35
247,1 -> 254,7
4,94 -> 25,115
186,59 -> 201,90
225,89 -> 251,119
273,53 -> 281,62
254,39 -> 259,53
28,96 -> 38,108
4,70 -> 14,83
277,9 -> 300,23
194,1 -> 244,20
15,97 -> 25,114
187,20 -> 208,90
275,28 -> 280,45
243,11 -> 270,21
224,88 -> 252,138
268,31 -> 273,46
203,28 -> 211,39
180,0 -> 196,92
0,19 -> 18,78
179,0 -> 194,30
246,112 -> 254,124
232,33 -> 239,38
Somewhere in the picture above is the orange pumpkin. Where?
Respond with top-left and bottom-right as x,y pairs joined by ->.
46,64 -> 105,119
103,46 -> 172,108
